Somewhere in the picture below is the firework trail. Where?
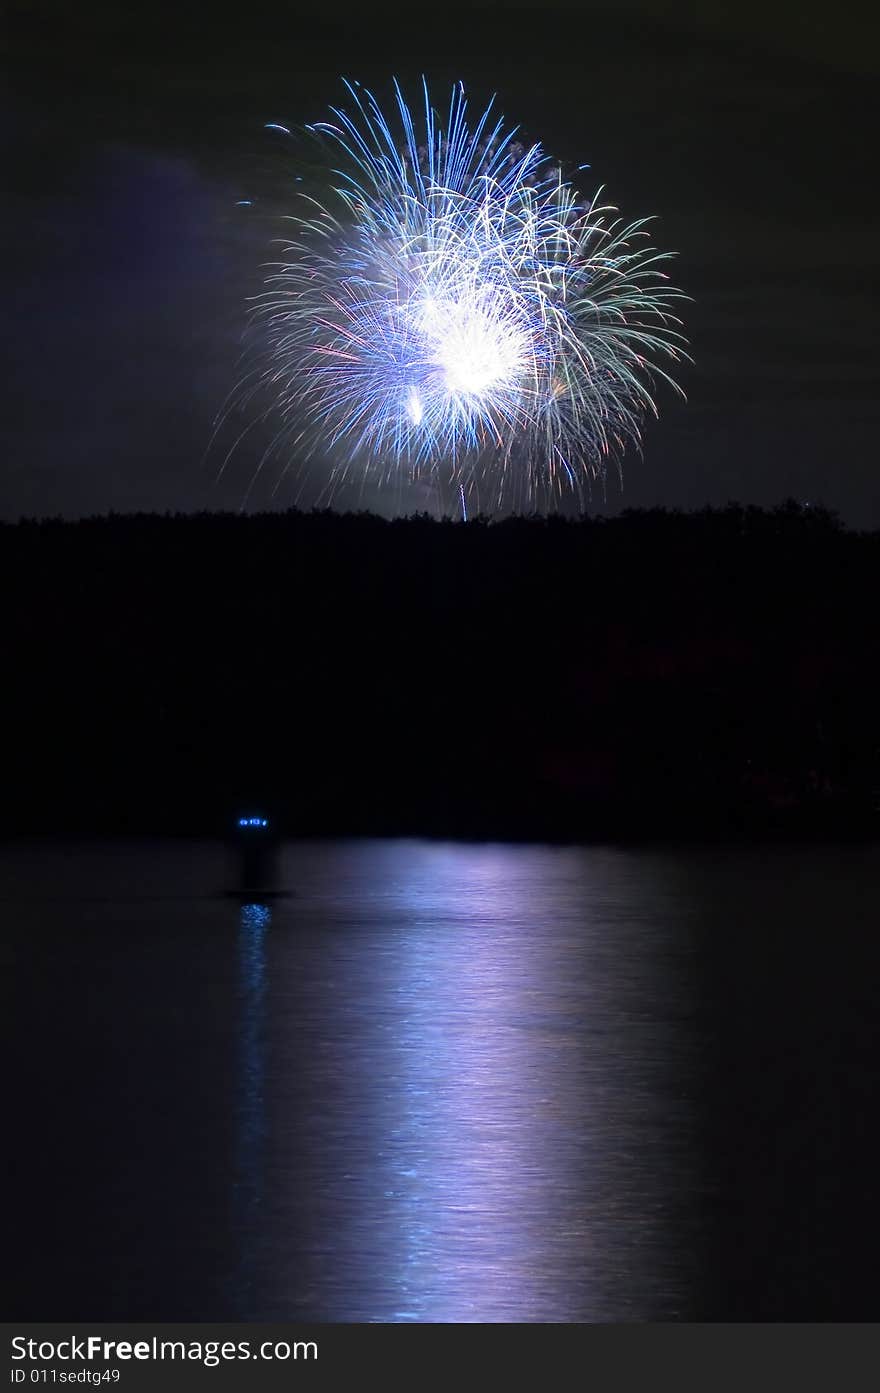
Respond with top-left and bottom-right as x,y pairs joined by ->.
223,79 -> 688,512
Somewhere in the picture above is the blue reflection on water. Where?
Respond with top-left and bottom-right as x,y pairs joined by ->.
233,901 -> 270,1302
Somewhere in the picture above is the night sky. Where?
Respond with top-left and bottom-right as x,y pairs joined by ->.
4,0 -> 878,524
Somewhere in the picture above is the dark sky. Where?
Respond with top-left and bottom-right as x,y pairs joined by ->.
3,0 -> 879,523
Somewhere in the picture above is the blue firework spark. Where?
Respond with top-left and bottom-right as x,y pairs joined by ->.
227,79 -> 688,509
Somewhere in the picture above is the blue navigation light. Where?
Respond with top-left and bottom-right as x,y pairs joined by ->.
238,816 -> 268,828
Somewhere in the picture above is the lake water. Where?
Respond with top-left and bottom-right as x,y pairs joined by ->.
5,838 -> 879,1321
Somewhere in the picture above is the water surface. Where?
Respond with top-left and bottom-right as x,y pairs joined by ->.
5,839 -> 879,1320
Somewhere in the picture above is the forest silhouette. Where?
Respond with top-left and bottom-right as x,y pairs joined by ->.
2,502 -> 878,839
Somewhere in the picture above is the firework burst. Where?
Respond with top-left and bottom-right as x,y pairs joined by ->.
225,79 -> 688,511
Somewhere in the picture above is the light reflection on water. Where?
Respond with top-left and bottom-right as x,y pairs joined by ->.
8,838 -> 879,1320
376,854 -> 597,1322
259,842 -> 699,1321
233,901 -> 270,1303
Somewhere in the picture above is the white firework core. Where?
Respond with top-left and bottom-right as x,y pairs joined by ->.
421,292 -> 527,399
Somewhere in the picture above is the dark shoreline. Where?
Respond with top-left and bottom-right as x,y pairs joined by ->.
2,813 -> 877,845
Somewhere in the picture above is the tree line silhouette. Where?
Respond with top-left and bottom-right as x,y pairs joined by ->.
2,501 -> 878,838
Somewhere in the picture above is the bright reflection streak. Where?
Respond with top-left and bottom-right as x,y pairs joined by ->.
267,840 -> 697,1321
369,845 -> 601,1320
